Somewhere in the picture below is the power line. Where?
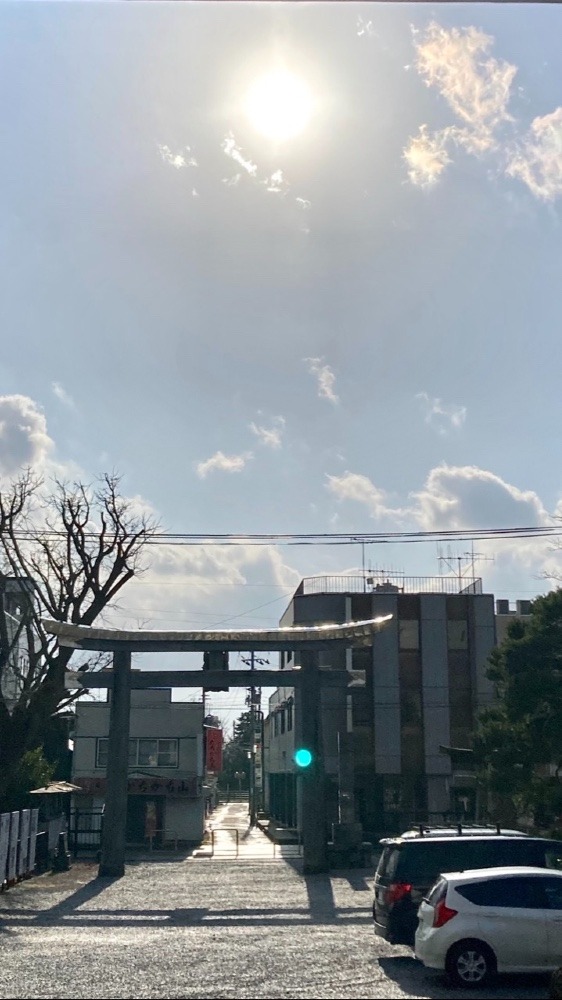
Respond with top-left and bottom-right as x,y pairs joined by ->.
10,526 -> 562,545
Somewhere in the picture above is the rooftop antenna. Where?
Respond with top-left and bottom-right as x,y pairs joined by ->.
439,544 -> 495,589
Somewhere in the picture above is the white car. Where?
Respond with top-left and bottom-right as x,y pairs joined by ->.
415,866 -> 562,989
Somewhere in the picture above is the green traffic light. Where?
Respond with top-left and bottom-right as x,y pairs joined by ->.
294,748 -> 313,768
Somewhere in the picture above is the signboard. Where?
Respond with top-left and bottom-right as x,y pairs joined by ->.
28,809 -> 39,874
18,810 -> 31,877
0,813 -> 10,885
8,812 -> 19,883
205,726 -> 223,773
75,776 -> 200,797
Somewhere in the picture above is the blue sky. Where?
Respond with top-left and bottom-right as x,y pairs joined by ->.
1,2 -> 562,729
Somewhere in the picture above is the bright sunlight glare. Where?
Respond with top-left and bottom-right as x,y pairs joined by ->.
244,70 -> 314,141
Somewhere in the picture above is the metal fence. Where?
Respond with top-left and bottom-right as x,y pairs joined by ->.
0,808 -> 40,890
69,808 -> 104,856
299,574 -> 483,596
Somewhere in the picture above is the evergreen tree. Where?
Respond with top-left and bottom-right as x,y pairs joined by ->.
476,590 -> 562,829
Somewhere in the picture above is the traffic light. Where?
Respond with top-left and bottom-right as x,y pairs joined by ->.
294,747 -> 313,768
202,650 -> 229,691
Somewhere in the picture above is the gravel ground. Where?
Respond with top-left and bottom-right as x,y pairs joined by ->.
0,858 -> 551,1000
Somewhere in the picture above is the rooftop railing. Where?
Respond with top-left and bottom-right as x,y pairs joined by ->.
298,574 -> 483,596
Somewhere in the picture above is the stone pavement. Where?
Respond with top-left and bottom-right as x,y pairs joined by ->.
0,848 -> 551,1000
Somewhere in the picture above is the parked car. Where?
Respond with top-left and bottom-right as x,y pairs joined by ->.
415,866 -> 562,988
372,826 -> 562,946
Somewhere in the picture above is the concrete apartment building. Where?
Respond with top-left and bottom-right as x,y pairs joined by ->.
72,687 -> 205,847
264,574 -> 531,840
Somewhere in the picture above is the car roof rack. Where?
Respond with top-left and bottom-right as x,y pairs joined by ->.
410,822 -> 505,838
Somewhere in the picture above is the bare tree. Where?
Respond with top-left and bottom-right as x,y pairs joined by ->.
0,471 -> 156,801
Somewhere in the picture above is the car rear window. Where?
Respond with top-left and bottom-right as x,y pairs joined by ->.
456,876 -> 547,909
377,847 -> 401,880
393,837 -> 555,882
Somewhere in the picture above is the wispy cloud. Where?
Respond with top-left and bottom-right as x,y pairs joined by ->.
304,357 -> 339,405
296,197 -> 311,210
51,381 -> 75,409
414,22 -> 516,153
250,416 -> 285,449
406,22 -> 562,204
326,472 -> 395,519
404,125 -> 453,189
506,107 -> 562,202
416,392 -> 466,433
195,450 -> 253,479
158,144 -> 198,170
404,22 -> 522,191
222,133 -> 258,178
357,16 -> 376,38
263,169 -> 289,195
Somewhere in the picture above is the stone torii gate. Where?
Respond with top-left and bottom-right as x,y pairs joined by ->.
46,616 -> 391,877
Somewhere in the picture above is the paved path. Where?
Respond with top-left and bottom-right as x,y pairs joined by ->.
193,802 -> 302,861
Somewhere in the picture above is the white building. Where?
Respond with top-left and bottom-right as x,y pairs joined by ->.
72,687 -> 205,847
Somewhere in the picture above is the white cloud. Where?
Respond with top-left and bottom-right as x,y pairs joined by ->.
0,395 -> 54,477
412,464 -> 547,531
51,381 -> 75,409
304,357 -> 339,405
326,472 -> 394,520
250,416 -> 285,449
403,125 -> 453,189
416,392 -> 467,433
263,169 -> 289,195
296,197 -> 311,210
406,22 -> 519,189
222,133 -> 257,177
506,107 -> 562,202
195,450 -> 253,479
414,22 -> 516,153
106,540 -> 301,635
325,461 -> 562,587
158,144 -> 198,170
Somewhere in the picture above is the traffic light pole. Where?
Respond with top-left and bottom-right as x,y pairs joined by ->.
300,649 -> 328,874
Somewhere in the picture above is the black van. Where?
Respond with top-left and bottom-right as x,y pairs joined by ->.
373,829 -> 562,946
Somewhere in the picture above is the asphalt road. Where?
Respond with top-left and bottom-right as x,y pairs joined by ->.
0,806 -> 553,1000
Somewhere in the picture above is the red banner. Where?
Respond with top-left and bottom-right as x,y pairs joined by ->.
205,727 -> 223,773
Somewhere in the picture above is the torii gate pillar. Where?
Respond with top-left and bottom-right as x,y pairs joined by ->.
98,650 -> 132,878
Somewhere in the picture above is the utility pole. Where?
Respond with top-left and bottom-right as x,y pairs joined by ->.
242,652 -> 268,825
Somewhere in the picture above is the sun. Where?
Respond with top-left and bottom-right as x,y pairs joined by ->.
244,70 -> 314,142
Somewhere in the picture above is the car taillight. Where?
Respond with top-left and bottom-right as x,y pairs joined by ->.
385,882 -> 413,905
433,899 -> 458,928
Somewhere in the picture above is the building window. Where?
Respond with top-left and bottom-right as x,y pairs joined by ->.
96,738 -> 109,769
399,619 -> 420,649
448,620 -> 468,650
96,737 -> 179,769
287,699 -> 293,732
280,709 -> 286,734
273,713 -> 279,737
